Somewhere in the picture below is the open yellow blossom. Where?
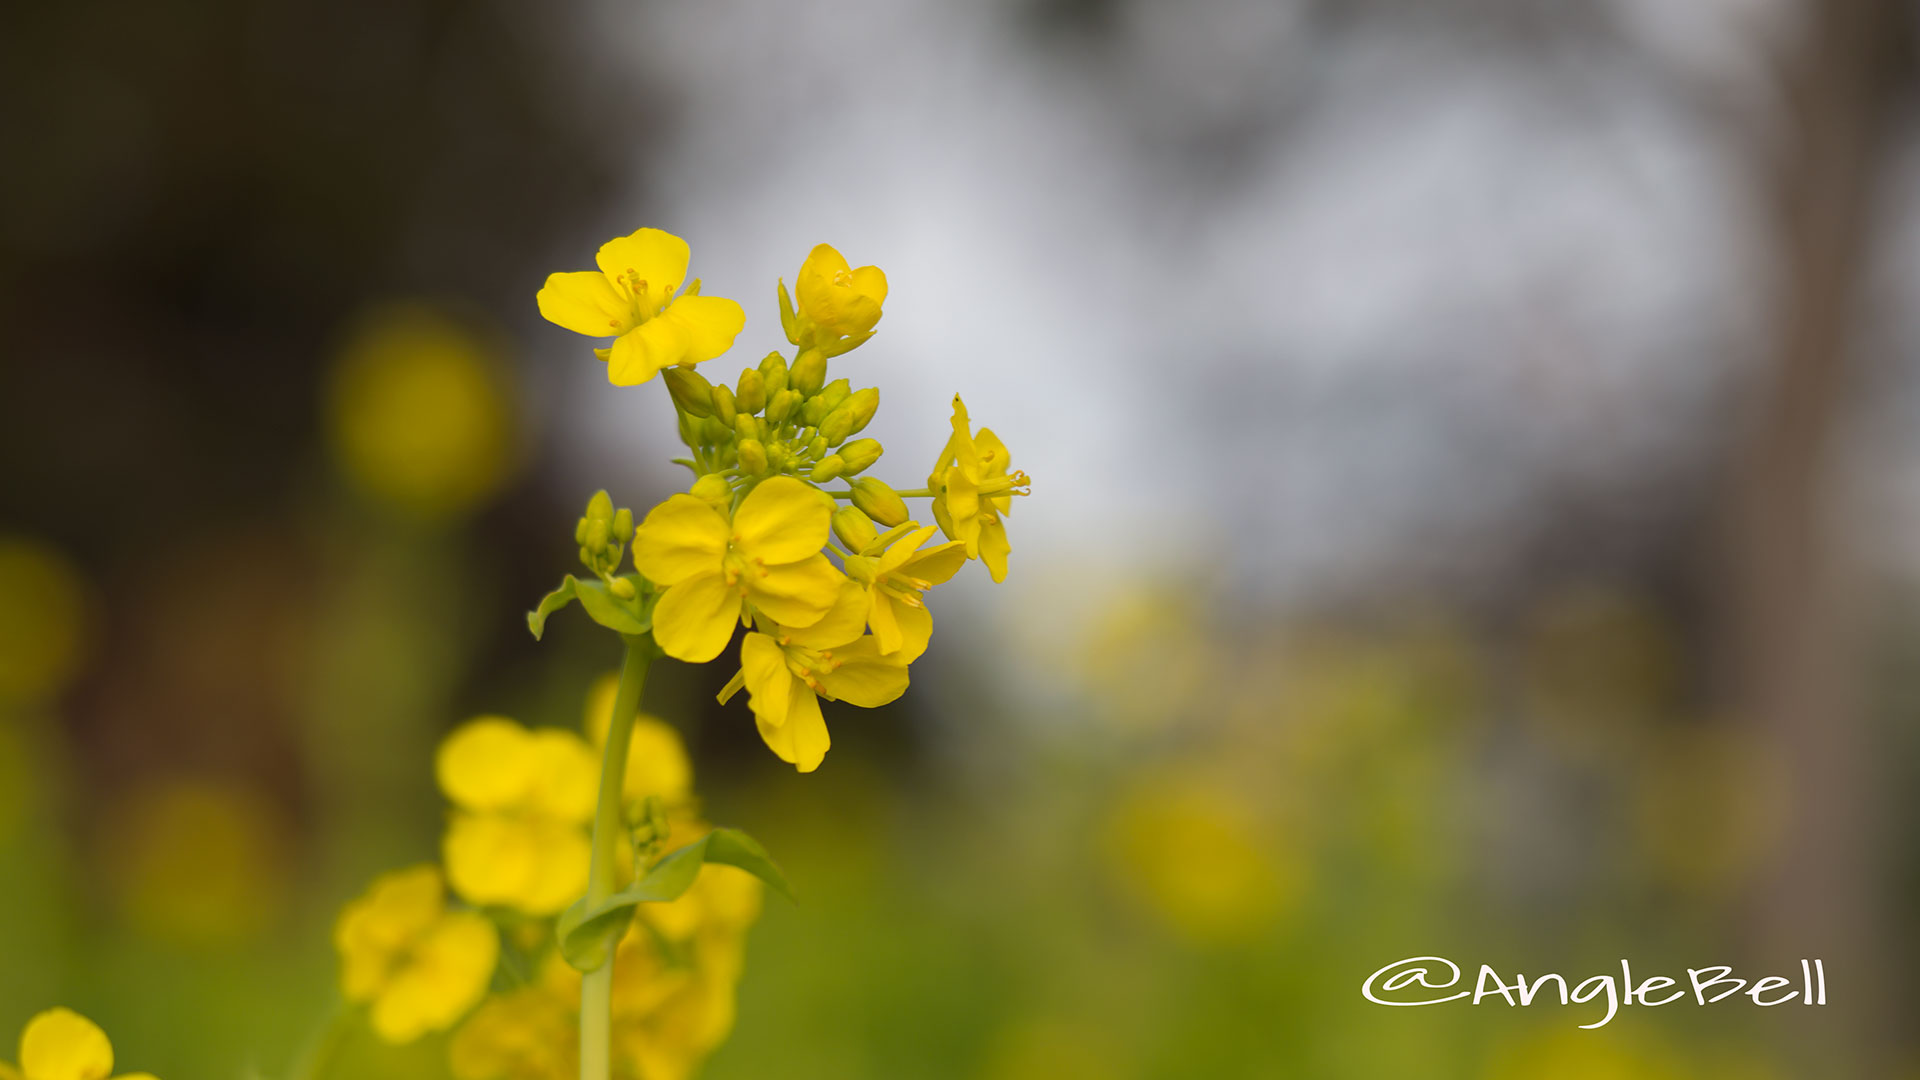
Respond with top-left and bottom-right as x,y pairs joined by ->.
449,954 -> 579,1080
632,477 -> 845,663
841,525 -> 967,663
2,1009 -> 157,1080
719,581 -> 909,771
437,717 -> 598,915
929,395 -> 1030,583
537,228 -> 745,386
794,244 -> 887,340
334,865 -> 498,1044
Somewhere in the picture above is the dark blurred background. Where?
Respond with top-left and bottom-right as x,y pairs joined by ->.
4,1 -> 1920,1077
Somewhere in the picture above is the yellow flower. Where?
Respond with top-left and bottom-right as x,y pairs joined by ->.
793,243 -> 887,340
1,1009 -> 157,1080
448,955 -> 578,1080
582,673 -> 693,806
718,582 -> 909,771
632,477 -> 845,664
536,228 -> 745,386
436,717 -> 598,915
334,865 -> 498,1044
929,395 -> 1029,583
841,525 -> 967,662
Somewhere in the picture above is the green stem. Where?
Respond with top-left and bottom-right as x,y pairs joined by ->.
287,1000 -> 350,1080
580,635 -> 656,1080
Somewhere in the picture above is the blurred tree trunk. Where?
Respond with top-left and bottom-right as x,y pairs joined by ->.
1723,0 -> 1908,1073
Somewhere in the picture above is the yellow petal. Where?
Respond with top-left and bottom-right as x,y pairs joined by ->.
607,318 -> 686,386
868,591 -> 903,656
850,264 -> 888,305
746,553 -> 845,628
595,228 -> 690,310
536,272 -> 630,337
522,729 -> 599,823
974,427 -> 1011,477
738,633 -> 791,730
815,637 -> 909,708
443,813 -> 540,909
899,540 -> 968,587
651,572 -> 740,663
660,295 -> 746,365
632,494 -> 729,587
795,244 -> 850,310
732,477 -> 833,565
754,686 -> 829,772
782,578 -> 867,651
624,720 -> 692,802
435,717 -> 534,812
979,518 -> 1011,583
875,526 -> 939,575
518,820 -> 593,915
891,601 -> 933,664
334,865 -> 447,1002
19,1009 -> 113,1080
368,910 -> 498,1044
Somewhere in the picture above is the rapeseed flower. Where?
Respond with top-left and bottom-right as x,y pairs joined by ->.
436,717 -> 599,915
718,582 -> 908,771
1,1009 -> 157,1080
334,865 -> 498,1044
840,524 -> 967,663
929,395 -> 1029,583
448,954 -> 578,1080
791,243 -> 888,342
632,477 -> 844,663
537,228 -> 745,387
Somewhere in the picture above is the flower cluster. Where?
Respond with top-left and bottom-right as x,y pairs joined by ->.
0,1009 -> 158,1080
539,233 -> 1032,772
332,690 -> 759,1079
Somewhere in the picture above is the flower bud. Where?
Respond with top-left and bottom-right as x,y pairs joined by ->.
772,442 -> 796,471
849,477 -> 909,527
766,388 -> 799,426
817,379 -> 851,410
710,385 -> 738,428
609,577 -> 637,600
586,490 -> 613,521
842,387 -> 880,437
807,435 -> 828,458
832,506 -> 878,551
662,367 -> 715,418
801,395 -> 831,427
698,415 -> 732,444
611,507 -> 634,543
584,518 -> 609,552
819,406 -> 854,446
735,368 -> 767,415
573,518 -> 590,544
734,413 -> 762,443
810,455 -> 846,483
791,349 -> 826,396
690,473 -> 731,510
777,281 -> 800,345
838,437 -> 882,474
762,360 -> 788,397
737,439 -> 769,476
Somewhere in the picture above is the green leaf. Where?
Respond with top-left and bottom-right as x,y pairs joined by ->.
526,574 -> 652,640
553,828 -> 795,972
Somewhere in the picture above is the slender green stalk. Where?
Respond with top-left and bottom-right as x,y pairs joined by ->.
286,1000 -> 350,1080
580,634 -> 656,1080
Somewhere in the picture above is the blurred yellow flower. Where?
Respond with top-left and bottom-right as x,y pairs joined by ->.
1103,771 -> 1298,944
719,581 -> 907,772
334,865 -> 498,1044
537,227 -> 746,386
327,303 -> 515,518
582,673 -> 692,806
840,524 -> 966,662
448,955 -> 579,1080
0,537 -> 87,705
793,243 -> 887,340
929,395 -> 1028,583
632,477 -> 844,663
437,717 -> 599,915
1483,1027 -> 1689,1080
103,778 -> 288,945
2,1008 -> 158,1080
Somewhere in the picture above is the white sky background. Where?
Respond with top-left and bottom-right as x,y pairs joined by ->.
536,0 -> 1920,663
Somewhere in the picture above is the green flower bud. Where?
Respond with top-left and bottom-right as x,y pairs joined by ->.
819,406 -> 854,446
586,490 -> 614,521
609,577 -> 637,600
690,473 -> 731,510
734,413 -> 762,443
574,518 -> 590,545
842,387 -> 880,437
766,388 -> 799,426
662,367 -> 715,418
698,415 -> 732,445
791,349 -> 826,395
711,384 -> 738,428
762,359 -> 789,398
810,455 -> 846,483
838,437 -> 882,474
807,435 -> 828,458
801,395 -> 831,427
585,518 -> 609,552
767,442 -> 791,471
611,507 -> 634,543
735,368 -> 767,414
677,410 -> 698,447
818,378 -> 851,410
738,438 -> 769,475
850,477 -> 909,527
832,506 -> 878,551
